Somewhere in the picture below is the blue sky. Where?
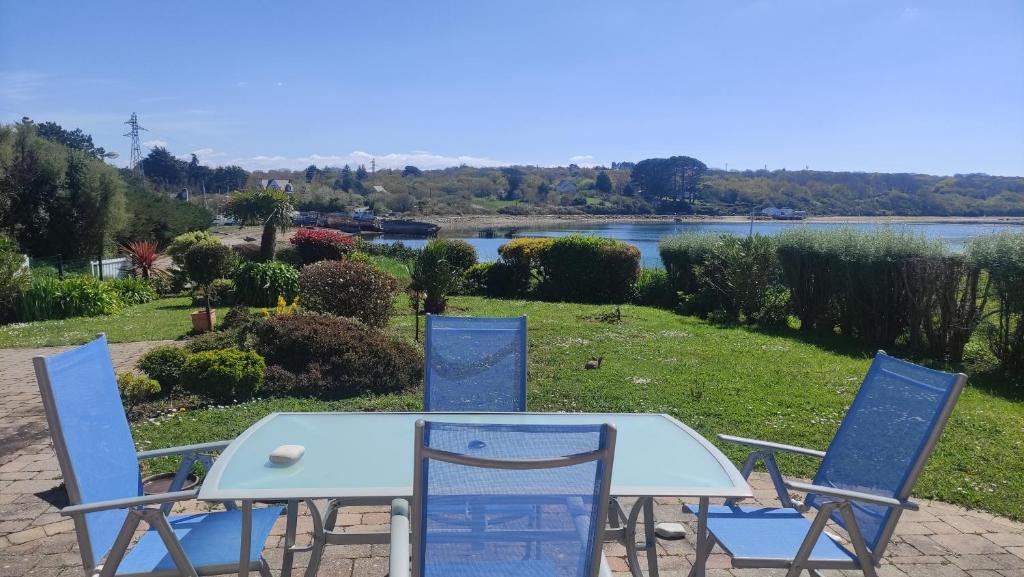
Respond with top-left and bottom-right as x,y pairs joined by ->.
2,1 -> 1022,175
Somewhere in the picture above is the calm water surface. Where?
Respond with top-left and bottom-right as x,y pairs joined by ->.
374,221 -> 1022,268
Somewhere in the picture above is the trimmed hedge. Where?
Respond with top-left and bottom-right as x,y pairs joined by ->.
299,259 -> 399,327
290,227 -> 357,264
539,235 -> 640,304
970,232 -> 1024,371
180,348 -> 265,403
496,238 -> 553,296
254,313 -> 422,398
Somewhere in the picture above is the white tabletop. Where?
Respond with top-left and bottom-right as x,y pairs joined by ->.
199,412 -> 751,501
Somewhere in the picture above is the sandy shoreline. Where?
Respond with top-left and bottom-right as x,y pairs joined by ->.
418,214 -> 1024,232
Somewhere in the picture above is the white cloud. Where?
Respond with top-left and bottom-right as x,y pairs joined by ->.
223,150 -> 511,171
143,139 -> 168,148
569,154 -> 596,166
902,7 -> 920,20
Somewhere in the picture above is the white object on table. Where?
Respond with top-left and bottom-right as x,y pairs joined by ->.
269,444 -> 305,465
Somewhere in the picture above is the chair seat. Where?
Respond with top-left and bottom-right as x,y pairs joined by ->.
683,504 -> 858,568
425,556 -> 612,577
115,506 -> 283,577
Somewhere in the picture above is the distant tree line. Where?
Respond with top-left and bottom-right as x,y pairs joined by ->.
275,157 -> 1023,217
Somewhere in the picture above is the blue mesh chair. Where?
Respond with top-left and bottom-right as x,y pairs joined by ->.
686,352 -> 967,577
424,315 -> 528,412
33,335 -> 282,577
389,421 -> 617,577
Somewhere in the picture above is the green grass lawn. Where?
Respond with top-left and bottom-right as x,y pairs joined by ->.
0,297 -> 233,348
130,296 -> 1024,521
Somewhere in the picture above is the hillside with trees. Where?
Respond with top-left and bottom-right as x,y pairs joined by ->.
277,158 -> 1024,217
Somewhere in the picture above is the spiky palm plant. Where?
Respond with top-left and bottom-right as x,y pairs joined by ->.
224,189 -> 293,261
120,240 -> 165,279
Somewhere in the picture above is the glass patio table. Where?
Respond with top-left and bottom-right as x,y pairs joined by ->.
199,412 -> 751,577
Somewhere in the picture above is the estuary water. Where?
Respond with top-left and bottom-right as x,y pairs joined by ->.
373,221 -> 1022,268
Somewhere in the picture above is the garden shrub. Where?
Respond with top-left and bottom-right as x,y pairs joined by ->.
107,277 -> 158,306
167,231 -> 217,269
439,239 -> 477,272
185,328 -> 244,353
496,238 -> 553,296
461,263 -> 494,296
357,240 -> 420,261
540,235 -> 640,304
776,228 -> 946,344
231,243 -> 263,262
116,372 -> 161,405
191,278 -> 235,308
254,313 -> 422,398
299,259 -> 398,327
137,345 -> 189,391
969,232 -> 1024,372
0,233 -> 29,321
221,305 -> 256,330
274,245 -> 303,267
410,240 -> 465,313
659,233 -> 721,295
660,233 -> 785,323
180,348 -> 265,403
290,227 -> 357,264
232,260 -> 299,307
16,275 -> 121,321
633,268 -> 677,309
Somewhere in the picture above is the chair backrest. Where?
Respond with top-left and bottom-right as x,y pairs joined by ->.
808,351 -> 966,555
411,420 -> 615,577
424,315 -> 527,412
33,335 -> 142,572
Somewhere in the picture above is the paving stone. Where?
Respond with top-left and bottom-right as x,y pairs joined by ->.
932,533 -> 1008,554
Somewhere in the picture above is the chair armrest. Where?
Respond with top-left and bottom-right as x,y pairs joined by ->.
390,499 -> 411,577
136,440 -> 231,460
718,434 -> 827,459
61,489 -> 200,516
784,480 -> 919,511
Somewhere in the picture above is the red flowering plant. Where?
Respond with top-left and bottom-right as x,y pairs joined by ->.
119,240 -> 166,279
289,227 -> 357,264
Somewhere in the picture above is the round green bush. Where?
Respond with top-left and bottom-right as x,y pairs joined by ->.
254,313 -> 422,398
437,239 -> 477,272
461,263 -> 493,296
180,348 -> 265,403
116,372 -> 161,404
299,259 -> 398,327
137,345 -> 189,391
167,231 -> 217,269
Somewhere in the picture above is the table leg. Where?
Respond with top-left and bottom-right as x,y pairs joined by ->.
281,499 -> 299,577
303,499 -> 327,577
239,500 -> 252,577
687,497 -> 711,577
623,498 -> 659,577
643,498 -> 660,577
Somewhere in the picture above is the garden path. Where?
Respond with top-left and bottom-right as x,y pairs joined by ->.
1,342 -> 1023,576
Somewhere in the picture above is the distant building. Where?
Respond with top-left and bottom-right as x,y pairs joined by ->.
372,185 -> 388,194
260,179 -> 294,193
555,179 -> 577,194
761,207 -> 781,217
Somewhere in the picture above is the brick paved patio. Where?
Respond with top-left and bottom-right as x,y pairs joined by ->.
2,342 -> 1023,576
